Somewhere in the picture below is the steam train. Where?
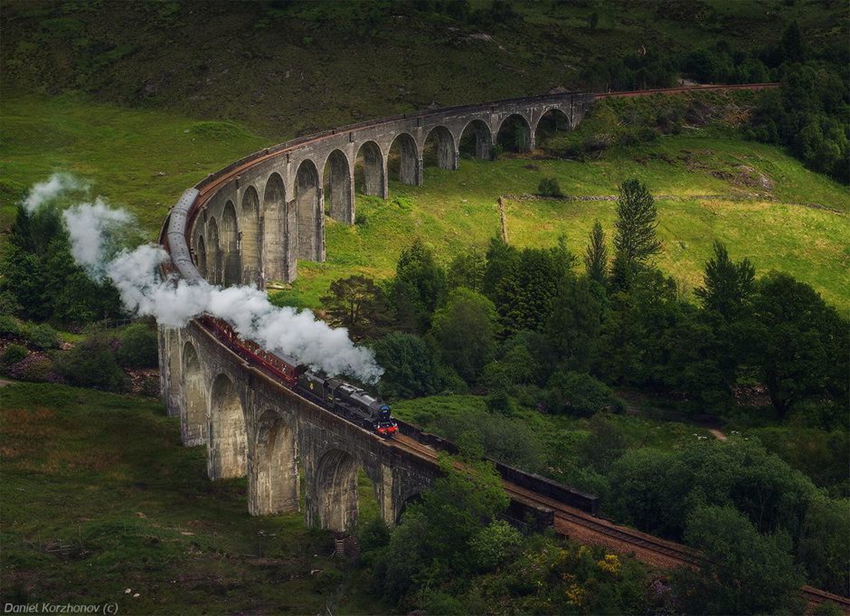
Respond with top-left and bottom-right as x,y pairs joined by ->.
199,316 -> 398,437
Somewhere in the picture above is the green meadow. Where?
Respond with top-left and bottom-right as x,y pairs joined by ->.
0,383 -> 388,614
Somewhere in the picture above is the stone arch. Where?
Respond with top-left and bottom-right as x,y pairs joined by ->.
354,140 -> 386,197
250,409 -> 299,516
458,119 -> 493,160
181,341 -> 206,446
313,448 -> 361,531
195,234 -> 207,278
205,216 -> 222,285
221,201 -> 241,287
396,492 -> 423,523
208,373 -> 247,480
496,114 -> 533,153
387,133 -> 420,186
262,173 -> 287,281
322,149 -> 353,224
294,159 -> 322,262
534,108 -> 571,147
423,125 -> 458,171
240,186 -> 261,285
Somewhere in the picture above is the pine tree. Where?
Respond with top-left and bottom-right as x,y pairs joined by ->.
611,179 -> 661,288
584,220 -> 608,286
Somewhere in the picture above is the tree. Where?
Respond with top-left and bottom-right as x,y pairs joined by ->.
546,370 -> 620,417
389,239 -> 446,333
447,247 -> 486,292
695,241 -> 755,321
430,288 -> 497,384
372,332 -> 441,398
750,272 -> 849,418
320,275 -> 392,341
676,505 -> 804,615
584,220 -> 608,286
611,179 -> 661,289
546,275 -> 603,372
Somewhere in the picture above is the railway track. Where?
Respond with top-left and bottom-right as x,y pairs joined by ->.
391,434 -> 850,612
173,82 -> 843,612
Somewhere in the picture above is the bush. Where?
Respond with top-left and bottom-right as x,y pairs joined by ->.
116,323 -> 158,368
9,355 -> 56,382
57,337 -> 127,391
0,315 -> 21,337
1,344 -> 28,370
25,323 -> 60,349
537,177 -> 564,197
546,370 -> 622,416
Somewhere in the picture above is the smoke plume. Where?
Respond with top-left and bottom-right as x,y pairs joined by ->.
23,173 -> 85,213
26,175 -> 384,383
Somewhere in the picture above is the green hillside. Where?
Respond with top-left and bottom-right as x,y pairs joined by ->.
2,0 -> 846,138
2,92 -> 848,312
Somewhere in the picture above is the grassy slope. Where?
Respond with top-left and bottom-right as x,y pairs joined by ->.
3,92 -> 847,311
295,135 -> 850,312
0,94 -> 266,234
2,0 -> 846,139
0,383 -> 389,614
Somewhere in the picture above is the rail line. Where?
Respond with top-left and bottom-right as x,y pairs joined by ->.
168,82 -> 846,613
389,433 -> 849,611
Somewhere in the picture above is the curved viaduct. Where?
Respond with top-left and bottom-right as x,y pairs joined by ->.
157,89 -> 600,533
158,85 -> 786,534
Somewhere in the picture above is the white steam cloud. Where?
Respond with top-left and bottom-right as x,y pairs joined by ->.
23,173 -> 85,213
25,174 -> 384,383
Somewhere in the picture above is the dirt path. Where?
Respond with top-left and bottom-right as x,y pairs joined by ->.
708,428 -> 728,441
0,379 -> 15,387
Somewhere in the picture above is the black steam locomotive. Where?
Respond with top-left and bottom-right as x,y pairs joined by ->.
201,316 -> 398,437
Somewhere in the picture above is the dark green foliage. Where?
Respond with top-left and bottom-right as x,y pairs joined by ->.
430,288 -> 497,383
798,497 -> 850,596
546,370 -> 620,417
1,344 -> 28,370
373,457 -> 509,602
0,315 -> 22,337
389,239 -> 446,333
584,220 -> 608,286
57,337 -> 127,392
608,438 -> 817,541
25,323 -> 60,349
750,272 -> 849,417
2,204 -> 123,324
320,275 -> 392,341
446,247 -> 486,293
675,505 -> 804,615
435,409 -> 546,472
536,176 -> 563,197
373,332 -> 441,398
116,323 -> 158,369
748,62 -> 849,183
695,241 -> 756,321
546,275 -> 603,373
611,179 -> 661,289
486,239 -> 576,337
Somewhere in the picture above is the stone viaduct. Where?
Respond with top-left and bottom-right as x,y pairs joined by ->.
159,90 -> 595,532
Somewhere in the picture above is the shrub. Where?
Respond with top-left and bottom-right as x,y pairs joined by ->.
0,315 -> 21,337
9,355 -> 55,382
116,323 -> 158,368
57,337 -> 127,391
546,370 -> 622,416
537,177 -> 564,197
25,323 -> 60,349
1,344 -> 28,370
